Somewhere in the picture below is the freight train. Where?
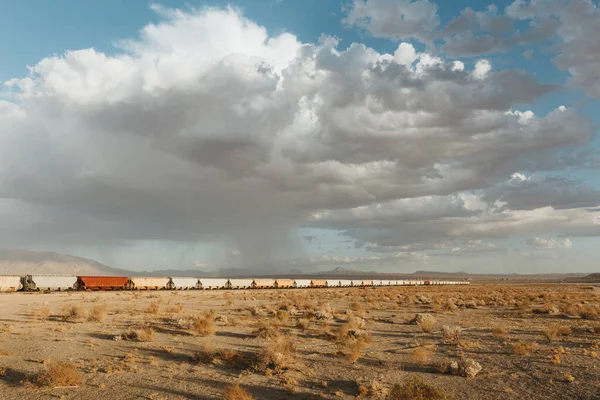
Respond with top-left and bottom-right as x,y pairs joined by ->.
0,275 -> 470,292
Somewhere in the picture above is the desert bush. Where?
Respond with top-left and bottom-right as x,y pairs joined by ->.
442,326 -> 463,345
252,319 -> 281,338
411,346 -> 435,366
192,316 -> 216,336
36,362 -> 83,387
543,325 -> 572,342
224,384 -> 254,400
458,358 -> 482,378
492,327 -> 508,337
511,341 -> 539,356
387,377 -> 451,400
276,310 -> 289,323
296,319 -> 310,331
255,335 -> 297,374
87,305 -> 107,322
61,305 -> 85,321
350,302 -> 365,314
413,314 -> 436,333
119,327 -> 155,342
579,305 -> 599,320
147,302 -> 160,314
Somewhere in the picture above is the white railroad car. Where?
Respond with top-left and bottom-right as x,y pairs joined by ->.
0,276 -> 22,292
326,280 -> 340,288
361,280 -> 374,287
170,277 -> 199,289
129,277 -> 170,290
199,278 -> 228,289
339,280 -> 352,287
228,279 -> 253,289
274,279 -> 295,288
294,279 -> 311,288
25,275 -> 77,291
350,280 -> 362,287
252,279 -> 275,289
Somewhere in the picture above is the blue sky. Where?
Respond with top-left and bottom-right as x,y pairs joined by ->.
1,0 -> 599,273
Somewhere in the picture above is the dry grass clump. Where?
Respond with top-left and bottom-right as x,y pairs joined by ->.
350,301 -> 365,314
334,317 -> 371,363
411,346 -> 436,366
147,302 -> 160,314
413,314 -> 436,333
511,341 -> 539,356
87,305 -> 107,322
224,384 -> 254,400
193,342 -> 252,370
492,327 -> 508,337
252,319 -> 281,338
442,326 -> 463,345
192,316 -> 216,336
387,377 -> 450,400
579,305 -> 599,320
119,327 -> 155,342
61,305 -> 85,321
36,362 -> 83,387
543,325 -> 572,342
276,309 -> 290,323
296,318 -> 310,331
255,335 -> 297,374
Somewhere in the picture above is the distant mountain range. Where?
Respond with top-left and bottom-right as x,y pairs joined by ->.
0,249 -> 129,276
0,249 -> 595,281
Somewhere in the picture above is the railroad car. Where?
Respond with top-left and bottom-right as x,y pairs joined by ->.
326,279 -> 341,288
361,280 -> 373,287
25,275 -> 78,291
252,279 -> 275,289
199,278 -> 228,289
128,277 -> 170,290
227,279 -> 253,289
0,276 -> 22,292
310,279 -> 327,288
339,279 -> 352,287
294,279 -> 311,288
350,280 -> 362,287
78,276 -> 128,290
274,279 -> 295,288
169,277 -> 199,290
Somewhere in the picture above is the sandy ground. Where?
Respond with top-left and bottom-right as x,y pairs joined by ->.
1,284 -> 600,400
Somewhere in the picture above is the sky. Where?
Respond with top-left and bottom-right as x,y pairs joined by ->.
1,0 -> 600,274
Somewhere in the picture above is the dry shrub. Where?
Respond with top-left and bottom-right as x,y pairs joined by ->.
296,319 -> 310,331
276,310 -> 289,323
252,319 -> 281,338
511,341 -> 539,356
551,354 -> 561,364
387,377 -> 450,400
36,362 -> 83,387
341,336 -> 370,363
492,327 -> 508,337
147,302 -> 160,314
87,305 -> 107,322
543,325 -> 572,342
192,316 -> 216,336
350,302 -> 365,314
415,314 -> 436,333
442,326 -> 463,345
193,342 -> 252,370
120,327 -> 155,342
224,384 -> 254,400
62,305 -> 85,321
579,305 -> 599,320
255,335 -> 297,374
564,372 -> 575,383
411,346 -> 435,366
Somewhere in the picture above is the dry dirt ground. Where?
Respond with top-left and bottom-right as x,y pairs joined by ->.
1,284 -> 600,400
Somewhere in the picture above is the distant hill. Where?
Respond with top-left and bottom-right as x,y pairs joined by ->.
0,249 -> 129,276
